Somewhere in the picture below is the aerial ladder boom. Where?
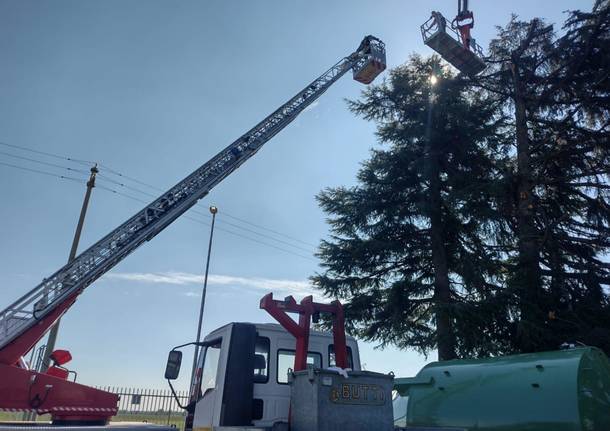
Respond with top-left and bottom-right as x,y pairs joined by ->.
0,35 -> 385,424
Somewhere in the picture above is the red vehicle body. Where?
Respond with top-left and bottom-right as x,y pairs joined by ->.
0,291 -> 118,424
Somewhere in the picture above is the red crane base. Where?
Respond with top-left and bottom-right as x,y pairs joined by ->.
0,363 -> 118,425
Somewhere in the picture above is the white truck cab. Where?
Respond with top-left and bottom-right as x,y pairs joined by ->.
188,322 -> 361,430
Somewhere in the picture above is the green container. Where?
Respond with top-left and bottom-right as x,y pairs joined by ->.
394,347 -> 610,431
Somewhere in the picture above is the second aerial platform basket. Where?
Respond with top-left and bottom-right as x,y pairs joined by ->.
421,13 -> 486,76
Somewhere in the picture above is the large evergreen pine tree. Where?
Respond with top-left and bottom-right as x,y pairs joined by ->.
314,2 -> 610,359
477,2 -> 610,352
313,56 -> 510,359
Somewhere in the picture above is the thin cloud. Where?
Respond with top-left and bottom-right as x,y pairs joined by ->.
104,271 -> 323,300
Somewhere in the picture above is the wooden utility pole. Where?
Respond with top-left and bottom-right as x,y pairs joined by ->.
40,164 -> 98,372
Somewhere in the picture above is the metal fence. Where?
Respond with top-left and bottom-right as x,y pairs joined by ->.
96,386 -> 189,428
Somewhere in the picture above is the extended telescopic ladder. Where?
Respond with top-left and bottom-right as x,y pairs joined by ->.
0,36 -> 386,366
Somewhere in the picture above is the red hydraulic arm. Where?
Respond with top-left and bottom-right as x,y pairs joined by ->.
260,293 -> 348,370
0,288 -> 84,367
454,0 -> 475,49
0,290 -> 118,425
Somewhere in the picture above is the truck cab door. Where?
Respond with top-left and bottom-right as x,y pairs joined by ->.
192,338 -> 224,427
193,323 -> 258,428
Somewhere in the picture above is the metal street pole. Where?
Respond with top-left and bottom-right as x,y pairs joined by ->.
40,164 -> 98,372
189,205 -> 218,397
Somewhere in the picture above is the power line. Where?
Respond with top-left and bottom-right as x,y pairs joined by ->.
216,218 -> 313,253
94,162 -> 317,248
221,212 -> 317,248
0,150 -> 90,175
0,161 -> 86,184
1,141 -> 318,254
96,169 -> 318,249
188,215 -> 317,262
96,175 -> 314,253
97,163 -> 163,192
0,163 -> 317,261
0,141 -> 94,167
95,174 -> 316,253
96,174 -> 159,198
95,184 -> 152,205
95,184 -> 316,262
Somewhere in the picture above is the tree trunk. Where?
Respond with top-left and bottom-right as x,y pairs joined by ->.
512,61 -> 543,352
425,90 -> 457,361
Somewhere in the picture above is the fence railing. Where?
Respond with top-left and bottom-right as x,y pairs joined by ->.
96,386 -> 189,429
0,386 -> 189,429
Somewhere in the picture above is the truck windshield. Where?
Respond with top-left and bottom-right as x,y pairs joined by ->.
199,340 -> 221,397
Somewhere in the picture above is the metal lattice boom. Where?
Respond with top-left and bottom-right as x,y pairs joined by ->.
0,36 -> 386,357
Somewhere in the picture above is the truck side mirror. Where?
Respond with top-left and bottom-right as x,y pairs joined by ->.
164,350 -> 182,380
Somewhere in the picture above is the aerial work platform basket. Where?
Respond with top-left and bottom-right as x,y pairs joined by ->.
421,13 -> 486,76
352,36 -> 387,84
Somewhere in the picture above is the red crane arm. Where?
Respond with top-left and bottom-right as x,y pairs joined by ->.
260,293 -> 348,371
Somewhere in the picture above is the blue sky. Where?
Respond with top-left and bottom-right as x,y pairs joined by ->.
0,0 -> 593,391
